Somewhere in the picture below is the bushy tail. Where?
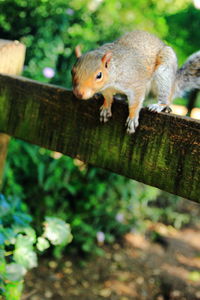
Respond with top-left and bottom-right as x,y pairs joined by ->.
174,50 -> 200,98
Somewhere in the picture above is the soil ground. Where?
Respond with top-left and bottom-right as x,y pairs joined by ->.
23,223 -> 200,300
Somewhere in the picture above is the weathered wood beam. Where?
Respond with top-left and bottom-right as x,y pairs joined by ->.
0,40 -> 25,186
0,74 -> 199,202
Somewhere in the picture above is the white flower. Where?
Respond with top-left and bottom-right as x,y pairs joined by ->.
43,67 -> 55,79
96,231 -> 105,244
66,8 -> 74,15
115,213 -> 124,223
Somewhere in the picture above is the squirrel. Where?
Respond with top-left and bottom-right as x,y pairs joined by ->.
71,30 -> 200,134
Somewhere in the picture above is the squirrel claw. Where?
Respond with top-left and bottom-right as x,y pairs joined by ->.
100,106 -> 112,123
126,116 -> 139,134
162,106 -> 172,113
148,103 -> 172,113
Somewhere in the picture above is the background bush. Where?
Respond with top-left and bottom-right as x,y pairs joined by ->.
0,0 -> 199,256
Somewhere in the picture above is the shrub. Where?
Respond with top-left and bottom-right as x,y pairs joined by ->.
0,194 -> 72,299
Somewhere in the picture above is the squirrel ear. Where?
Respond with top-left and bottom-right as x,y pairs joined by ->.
102,51 -> 112,68
75,45 -> 82,58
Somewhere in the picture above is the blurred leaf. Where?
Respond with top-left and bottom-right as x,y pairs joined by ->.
38,163 -> 45,186
0,194 -> 10,217
44,217 -> 73,246
13,246 -> 37,270
13,212 -> 32,226
22,227 -> 36,244
0,232 -> 6,245
15,234 -> 33,249
36,237 -> 50,251
1,227 -> 16,245
4,280 -> 23,300
13,234 -> 37,269
0,249 -> 6,275
6,263 -> 26,281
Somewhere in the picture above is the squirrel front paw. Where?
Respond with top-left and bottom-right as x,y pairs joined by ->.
148,103 -> 172,113
126,116 -> 139,134
100,106 -> 112,123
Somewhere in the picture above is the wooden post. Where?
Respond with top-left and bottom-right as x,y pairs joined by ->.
0,40 -> 25,185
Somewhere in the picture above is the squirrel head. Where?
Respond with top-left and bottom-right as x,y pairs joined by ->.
72,50 -> 112,100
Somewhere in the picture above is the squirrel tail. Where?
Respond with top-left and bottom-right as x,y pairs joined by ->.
174,50 -> 200,98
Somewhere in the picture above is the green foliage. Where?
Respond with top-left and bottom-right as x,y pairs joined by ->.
0,194 -> 72,299
2,139 -> 191,258
0,0 -> 198,89
166,5 -> 200,64
0,2 -> 198,299
0,0 -> 197,261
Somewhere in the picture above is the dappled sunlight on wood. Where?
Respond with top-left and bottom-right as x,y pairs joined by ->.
51,151 -> 63,159
171,104 -> 188,116
171,104 -> 200,120
191,107 -> 200,119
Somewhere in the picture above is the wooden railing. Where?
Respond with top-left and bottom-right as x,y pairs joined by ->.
0,40 -> 199,202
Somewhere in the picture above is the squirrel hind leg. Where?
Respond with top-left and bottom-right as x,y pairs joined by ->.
148,46 -> 177,113
148,103 -> 172,113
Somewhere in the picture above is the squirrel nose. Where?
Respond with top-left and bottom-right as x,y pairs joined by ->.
73,88 -> 83,99
76,91 -> 83,99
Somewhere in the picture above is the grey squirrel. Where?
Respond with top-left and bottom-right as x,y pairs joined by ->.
71,30 -> 200,133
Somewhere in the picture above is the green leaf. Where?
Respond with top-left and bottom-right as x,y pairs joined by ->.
2,228 -> 16,244
38,163 -> 45,186
15,234 -> 33,249
36,237 -> 50,251
0,232 -> 6,245
22,227 -> 36,244
13,212 -> 32,226
4,280 -> 23,300
0,249 -> 6,275
0,194 -> 10,217
43,217 -> 73,246
6,263 -> 26,281
13,234 -> 37,269
13,247 -> 37,269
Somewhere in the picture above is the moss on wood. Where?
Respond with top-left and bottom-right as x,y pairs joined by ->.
0,74 -> 199,201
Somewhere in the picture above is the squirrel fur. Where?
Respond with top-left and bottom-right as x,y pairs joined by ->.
72,30 -> 200,134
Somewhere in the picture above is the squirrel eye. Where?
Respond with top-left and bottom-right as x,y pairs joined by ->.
96,72 -> 103,80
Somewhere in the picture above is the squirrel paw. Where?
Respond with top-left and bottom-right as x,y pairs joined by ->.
148,104 -> 172,113
126,116 -> 139,134
100,106 -> 112,123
